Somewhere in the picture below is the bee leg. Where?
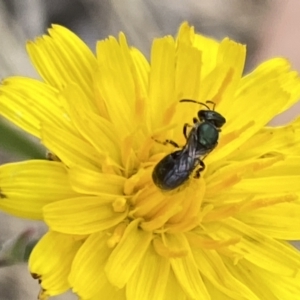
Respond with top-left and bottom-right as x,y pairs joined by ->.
183,123 -> 193,140
194,160 -> 205,179
153,138 -> 180,148
165,139 -> 180,148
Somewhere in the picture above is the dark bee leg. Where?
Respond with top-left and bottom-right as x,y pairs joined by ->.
194,160 -> 205,178
183,123 -> 193,140
154,138 -> 180,148
165,139 -> 180,148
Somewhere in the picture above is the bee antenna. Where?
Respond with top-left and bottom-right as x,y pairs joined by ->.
180,99 -> 211,110
205,100 -> 216,110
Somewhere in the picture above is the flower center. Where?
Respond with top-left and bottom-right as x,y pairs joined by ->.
123,156 -> 206,233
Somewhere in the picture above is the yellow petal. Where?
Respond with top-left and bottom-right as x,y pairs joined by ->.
68,165 -> 126,195
130,47 -> 150,116
81,289 -> 126,300
192,248 -> 260,300
217,38 -> 245,91
200,37 -> 246,108
177,22 -> 220,81
203,194 -> 296,222
177,22 -> 194,46
59,83 -> 122,164
237,201 -> 300,240
192,35 -> 220,80
0,77 -> 73,138
43,196 -> 128,235
233,118 -> 300,161
162,269 -> 187,300
168,40 -> 204,142
220,218 -> 300,276
27,25 -> 97,103
41,124 -> 103,171
126,243 -> 170,300
206,155 -> 283,195
225,256 -> 300,300
148,36 -> 176,130
175,41 -> 202,101
231,119 -> 300,159
231,175 -> 300,194
214,58 -> 300,161
164,233 -> 210,300
0,160 -> 77,219
201,276 -> 234,300
69,232 -> 122,299
29,231 -> 81,297
105,219 -> 153,288
96,35 -> 137,136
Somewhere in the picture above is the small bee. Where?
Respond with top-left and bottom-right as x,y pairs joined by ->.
152,100 -> 226,190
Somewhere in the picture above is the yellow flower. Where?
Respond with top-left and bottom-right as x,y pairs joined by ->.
1,22 -> 300,300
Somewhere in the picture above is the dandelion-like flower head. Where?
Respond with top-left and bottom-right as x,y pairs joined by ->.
1,23 -> 300,299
